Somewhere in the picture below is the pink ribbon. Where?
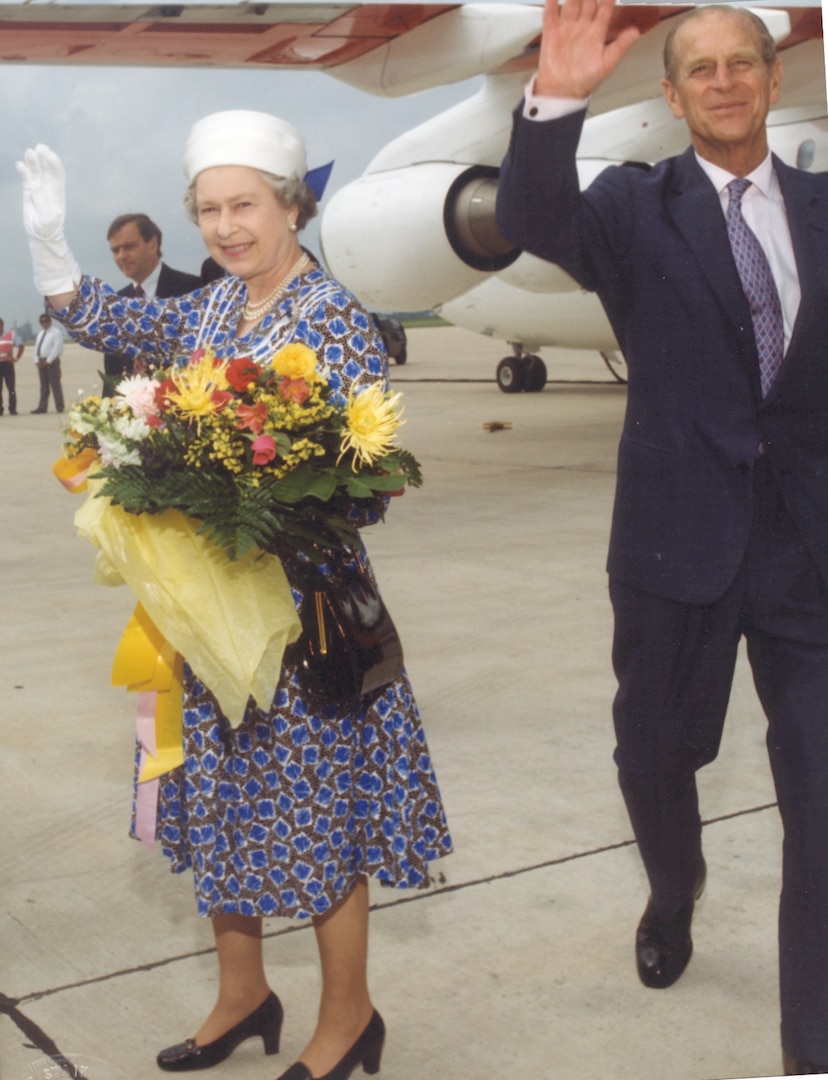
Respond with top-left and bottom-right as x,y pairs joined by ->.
135,691 -> 159,850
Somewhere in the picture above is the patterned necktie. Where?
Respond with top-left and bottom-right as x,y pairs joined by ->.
725,178 -> 784,397
133,283 -> 145,298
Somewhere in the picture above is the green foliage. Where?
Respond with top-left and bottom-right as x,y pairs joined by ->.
94,456 -> 401,561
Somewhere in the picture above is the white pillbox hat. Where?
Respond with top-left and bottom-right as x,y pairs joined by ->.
182,110 -> 307,183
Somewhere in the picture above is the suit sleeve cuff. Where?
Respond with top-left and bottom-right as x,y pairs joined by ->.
522,75 -> 589,121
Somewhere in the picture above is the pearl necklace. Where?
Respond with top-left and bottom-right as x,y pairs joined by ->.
242,252 -> 310,322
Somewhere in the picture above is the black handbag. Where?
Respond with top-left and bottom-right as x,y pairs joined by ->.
286,548 -> 404,701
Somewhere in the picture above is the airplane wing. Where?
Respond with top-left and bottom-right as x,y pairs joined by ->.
1,3 -> 815,94
1,2 -> 824,391
0,1 -> 542,91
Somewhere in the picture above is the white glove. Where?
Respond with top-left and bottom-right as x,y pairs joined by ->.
16,144 -> 81,298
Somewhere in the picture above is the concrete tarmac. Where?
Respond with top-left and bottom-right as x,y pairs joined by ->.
0,326 -> 802,1080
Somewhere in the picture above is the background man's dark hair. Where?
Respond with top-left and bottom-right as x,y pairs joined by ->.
662,5 -> 778,84
106,212 -> 163,256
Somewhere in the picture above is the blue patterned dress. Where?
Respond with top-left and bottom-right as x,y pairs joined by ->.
57,260 -> 453,919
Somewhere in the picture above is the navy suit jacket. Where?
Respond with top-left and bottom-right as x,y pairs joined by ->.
153,262 -> 202,300
496,107 -> 828,604
104,261 -> 201,369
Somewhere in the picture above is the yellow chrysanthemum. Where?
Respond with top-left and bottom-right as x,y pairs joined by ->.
339,384 -> 403,468
166,351 -> 231,427
270,343 -> 322,384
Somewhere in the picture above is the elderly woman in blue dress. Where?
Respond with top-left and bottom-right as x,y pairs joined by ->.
18,111 -> 452,1080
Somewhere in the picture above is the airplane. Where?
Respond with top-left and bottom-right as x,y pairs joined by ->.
0,1 -> 825,392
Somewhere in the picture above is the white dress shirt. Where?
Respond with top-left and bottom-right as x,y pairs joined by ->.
135,260 -> 163,300
34,323 -> 64,364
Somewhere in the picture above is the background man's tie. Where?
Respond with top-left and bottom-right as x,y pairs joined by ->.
725,177 -> 784,397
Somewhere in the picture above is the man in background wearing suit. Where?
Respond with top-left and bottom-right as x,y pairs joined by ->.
102,212 -> 201,395
496,0 -> 828,1072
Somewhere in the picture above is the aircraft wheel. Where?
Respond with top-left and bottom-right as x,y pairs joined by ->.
524,355 -> 547,393
496,357 -> 524,393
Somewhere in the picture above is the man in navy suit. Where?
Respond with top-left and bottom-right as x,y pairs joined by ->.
102,212 -> 201,394
496,0 -> 828,1072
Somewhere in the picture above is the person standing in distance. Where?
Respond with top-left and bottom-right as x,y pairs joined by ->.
496,1 -> 828,1073
0,317 -> 24,416
103,212 -> 201,394
31,312 -> 65,414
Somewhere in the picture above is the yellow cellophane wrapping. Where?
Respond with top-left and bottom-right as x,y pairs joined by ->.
74,478 -> 302,726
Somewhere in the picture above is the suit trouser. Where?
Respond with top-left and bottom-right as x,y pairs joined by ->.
0,360 -> 16,413
36,358 -> 64,412
610,456 -> 828,1063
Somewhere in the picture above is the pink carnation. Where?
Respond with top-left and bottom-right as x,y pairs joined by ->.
116,375 -> 162,420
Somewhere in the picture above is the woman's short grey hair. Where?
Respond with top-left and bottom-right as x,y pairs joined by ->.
184,170 -> 318,230
662,5 -> 778,85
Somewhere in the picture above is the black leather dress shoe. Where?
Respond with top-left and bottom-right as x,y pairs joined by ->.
636,861 -> 707,990
783,1051 -> 828,1074
156,991 -> 283,1071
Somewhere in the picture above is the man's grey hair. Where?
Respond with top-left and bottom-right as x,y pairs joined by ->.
663,5 -> 778,84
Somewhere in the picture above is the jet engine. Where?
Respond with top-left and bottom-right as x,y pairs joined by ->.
320,163 -> 520,312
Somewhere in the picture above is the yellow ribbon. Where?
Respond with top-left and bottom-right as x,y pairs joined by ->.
53,448 -> 99,493
111,603 -> 185,781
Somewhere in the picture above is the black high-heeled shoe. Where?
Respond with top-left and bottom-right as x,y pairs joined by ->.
276,1010 -> 385,1080
156,990 -> 284,1072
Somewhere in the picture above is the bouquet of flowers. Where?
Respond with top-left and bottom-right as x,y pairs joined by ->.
62,343 -> 422,560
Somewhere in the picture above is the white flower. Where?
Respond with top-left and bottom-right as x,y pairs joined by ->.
112,413 -> 152,442
116,375 -> 160,420
69,410 -> 97,436
69,396 -> 111,436
97,434 -> 141,468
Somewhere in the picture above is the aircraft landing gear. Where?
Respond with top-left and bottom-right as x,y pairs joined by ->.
496,352 -> 547,393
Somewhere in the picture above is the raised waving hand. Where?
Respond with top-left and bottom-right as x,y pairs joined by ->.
536,0 -> 640,99
17,144 -> 81,305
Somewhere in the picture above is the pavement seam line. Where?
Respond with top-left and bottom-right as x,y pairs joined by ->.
8,799 -> 778,1009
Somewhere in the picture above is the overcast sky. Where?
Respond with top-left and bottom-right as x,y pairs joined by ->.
0,0 -> 825,331
0,36 -> 479,328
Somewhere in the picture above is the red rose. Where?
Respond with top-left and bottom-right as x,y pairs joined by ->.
154,378 -> 177,410
251,435 -> 277,465
226,357 -> 260,394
